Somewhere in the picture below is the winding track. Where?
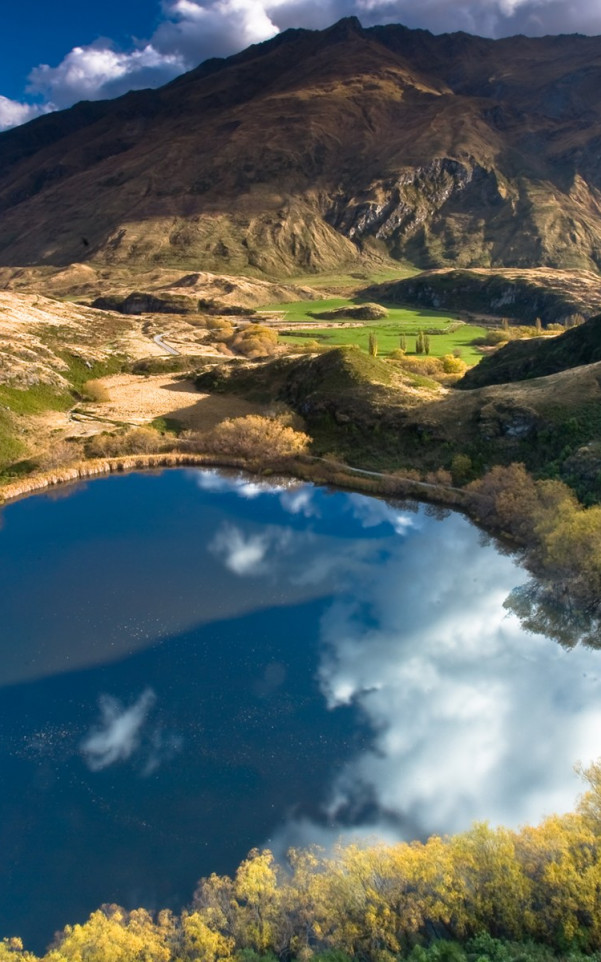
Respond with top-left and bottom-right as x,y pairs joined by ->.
153,334 -> 180,356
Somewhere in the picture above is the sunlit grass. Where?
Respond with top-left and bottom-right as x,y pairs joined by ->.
267,298 -> 487,363
283,264 -> 419,290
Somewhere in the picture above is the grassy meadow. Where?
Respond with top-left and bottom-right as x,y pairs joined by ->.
284,264 -> 419,290
268,298 -> 487,364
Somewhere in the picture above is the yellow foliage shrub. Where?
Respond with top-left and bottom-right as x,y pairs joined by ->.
442,354 -> 468,374
230,324 -> 278,358
204,415 -> 310,459
206,317 -> 235,335
398,356 -> 444,376
85,427 -> 165,458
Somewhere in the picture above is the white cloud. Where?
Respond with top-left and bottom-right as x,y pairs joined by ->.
153,0 -> 279,63
81,688 -> 156,771
279,486 -> 320,517
346,492 -> 417,533
7,0 -> 280,127
0,95 -> 49,132
352,0 -> 601,36
27,40 -> 185,109
142,728 -> 184,776
192,468 -> 287,499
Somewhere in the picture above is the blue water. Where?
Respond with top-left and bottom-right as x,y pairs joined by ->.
1,469 -> 600,951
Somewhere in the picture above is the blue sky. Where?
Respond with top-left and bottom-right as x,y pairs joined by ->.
1,0 -> 164,101
2,0 -> 601,131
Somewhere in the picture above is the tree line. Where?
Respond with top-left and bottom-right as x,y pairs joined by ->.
6,764 -> 601,962
467,463 -> 601,615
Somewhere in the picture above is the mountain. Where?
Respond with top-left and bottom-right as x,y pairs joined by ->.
458,314 -> 601,388
4,18 -> 601,273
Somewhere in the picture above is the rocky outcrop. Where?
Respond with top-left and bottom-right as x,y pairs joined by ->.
326,160 -> 508,262
308,303 -> 388,320
92,292 -> 198,314
477,400 -> 540,441
367,268 -> 601,324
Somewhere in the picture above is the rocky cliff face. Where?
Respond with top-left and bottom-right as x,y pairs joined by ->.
3,18 -> 601,273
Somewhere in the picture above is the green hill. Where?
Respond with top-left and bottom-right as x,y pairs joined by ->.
459,314 -> 601,388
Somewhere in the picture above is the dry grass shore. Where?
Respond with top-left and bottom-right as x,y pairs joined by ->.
0,450 -> 470,510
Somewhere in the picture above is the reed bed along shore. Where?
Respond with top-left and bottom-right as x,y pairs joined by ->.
0,451 -> 470,510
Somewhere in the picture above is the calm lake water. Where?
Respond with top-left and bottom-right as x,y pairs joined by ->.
1,468 -> 600,950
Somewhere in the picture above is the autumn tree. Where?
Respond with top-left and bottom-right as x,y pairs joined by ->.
541,505 -> 601,598
0,939 -> 39,962
180,913 -> 234,962
44,906 -> 173,962
449,824 -> 532,940
233,850 -> 283,954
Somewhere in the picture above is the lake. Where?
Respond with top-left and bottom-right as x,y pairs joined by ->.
1,468 -> 599,951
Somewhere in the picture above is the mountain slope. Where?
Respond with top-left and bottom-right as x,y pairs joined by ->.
459,314 -> 601,388
4,19 -> 601,273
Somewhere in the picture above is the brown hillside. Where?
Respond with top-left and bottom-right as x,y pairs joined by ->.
3,19 -> 601,273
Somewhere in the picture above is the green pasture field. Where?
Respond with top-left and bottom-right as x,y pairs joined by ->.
266,299 -> 487,364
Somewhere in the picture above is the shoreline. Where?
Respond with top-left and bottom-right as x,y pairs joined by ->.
0,450 -> 472,512
2,451 -> 597,648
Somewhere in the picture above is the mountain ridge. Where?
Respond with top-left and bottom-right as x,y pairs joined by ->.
3,19 -> 601,274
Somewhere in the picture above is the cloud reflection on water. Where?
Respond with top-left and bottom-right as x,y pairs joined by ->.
81,688 -> 157,771
320,530 -> 601,838
210,477 -> 601,842
80,688 -> 183,775
5,468 -> 601,838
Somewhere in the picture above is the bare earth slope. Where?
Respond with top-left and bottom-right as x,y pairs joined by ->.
4,19 -> 601,273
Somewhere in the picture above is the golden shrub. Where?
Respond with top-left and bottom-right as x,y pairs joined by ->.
204,415 -> 310,459
82,379 -> 110,402
442,354 -> 468,374
230,324 -> 278,358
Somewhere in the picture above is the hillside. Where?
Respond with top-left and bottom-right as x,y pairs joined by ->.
366,267 -> 601,324
194,345 -> 601,494
4,20 -> 601,273
459,313 -> 601,387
